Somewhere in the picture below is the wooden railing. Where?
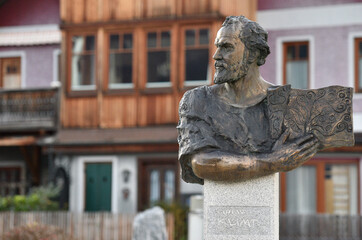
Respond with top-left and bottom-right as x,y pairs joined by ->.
0,88 -> 59,131
280,214 -> 362,240
0,211 -> 174,240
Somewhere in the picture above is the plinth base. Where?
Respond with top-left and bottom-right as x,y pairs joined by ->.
203,174 -> 279,240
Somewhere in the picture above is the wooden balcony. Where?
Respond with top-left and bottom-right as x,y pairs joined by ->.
0,88 -> 59,132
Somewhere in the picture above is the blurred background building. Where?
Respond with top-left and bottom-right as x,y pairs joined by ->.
0,0 -> 362,217
51,0 -> 256,214
0,0 -> 60,199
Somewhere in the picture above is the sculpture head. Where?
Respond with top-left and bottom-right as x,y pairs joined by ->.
213,16 -> 270,84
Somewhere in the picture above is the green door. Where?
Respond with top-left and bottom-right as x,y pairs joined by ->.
85,163 -> 112,212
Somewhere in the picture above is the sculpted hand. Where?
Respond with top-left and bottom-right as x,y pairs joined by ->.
271,131 -> 320,172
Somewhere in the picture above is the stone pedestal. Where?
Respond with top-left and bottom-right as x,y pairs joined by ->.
204,174 -> 279,240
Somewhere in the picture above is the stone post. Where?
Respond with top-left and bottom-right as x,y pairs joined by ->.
203,174 -> 279,240
188,195 -> 204,240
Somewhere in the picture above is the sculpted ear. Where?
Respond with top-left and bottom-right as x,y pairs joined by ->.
245,50 -> 259,65
257,56 -> 266,66
256,47 -> 269,66
251,49 -> 266,66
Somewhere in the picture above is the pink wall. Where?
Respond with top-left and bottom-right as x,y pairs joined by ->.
258,0 -> 361,10
0,45 -> 59,88
0,0 -> 59,26
259,25 -> 362,112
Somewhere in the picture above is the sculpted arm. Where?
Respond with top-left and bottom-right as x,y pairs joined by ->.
192,150 -> 272,181
191,134 -> 319,181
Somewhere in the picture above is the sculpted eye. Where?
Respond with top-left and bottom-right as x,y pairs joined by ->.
216,42 -> 234,52
223,44 -> 234,51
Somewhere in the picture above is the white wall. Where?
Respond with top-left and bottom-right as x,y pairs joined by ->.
69,156 -> 79,212
117,156 -> 138,214
68,153 -> 204,213
69,154 -> 138,214
257,3 -> 362,30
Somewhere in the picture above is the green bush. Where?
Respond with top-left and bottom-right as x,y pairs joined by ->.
1,222 -> 76,240
0,183 -> 61,212
0,197 -> 10,211
157,201 -> 189,240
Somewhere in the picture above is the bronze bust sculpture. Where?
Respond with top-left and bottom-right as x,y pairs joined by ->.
177,16 -> 354,185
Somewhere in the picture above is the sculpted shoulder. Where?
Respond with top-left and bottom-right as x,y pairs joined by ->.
179,85 -> 222,116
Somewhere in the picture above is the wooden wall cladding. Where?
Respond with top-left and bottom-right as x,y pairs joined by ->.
145,0 -> 176,18
62,94 -> 178,128
59,0 -> 256,129
219,0 -> 256,18
138,94 -> 176,126
61,97 -> 99,128
60,0 -> 256,23
182,0 -> 211,15
60,21 -> 223,129
101,96 -> 138,128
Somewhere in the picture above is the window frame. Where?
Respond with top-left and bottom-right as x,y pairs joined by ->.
0,165 -> 26,197
0,52 -> 26,89
282,41 -> 310,88
280,158 -> 360,214
104,31 -> 136,95
355,38 -> 362,93
67,31 -> 98,97
144,28 -> 173,89
180,25 -> 212,89
0,57 -> 22,89
138,158 -> 179,211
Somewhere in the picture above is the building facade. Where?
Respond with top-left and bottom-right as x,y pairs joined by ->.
0,0 -> 61,197
34,0 -> 362,215
45,0 -> 257,213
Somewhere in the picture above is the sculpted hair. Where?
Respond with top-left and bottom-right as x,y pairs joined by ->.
222,16 -> 270,66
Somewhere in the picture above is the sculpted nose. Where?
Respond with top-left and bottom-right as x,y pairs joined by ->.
213,48 -> 222,60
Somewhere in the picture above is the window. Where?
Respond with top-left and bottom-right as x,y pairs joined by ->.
148,166 -> 176,205
184,28 -> 210,86
138,159 -> 178,210
281,159 -> 359,214
324,164 -> 358,214
0,166 -> 25,196
286,166 -> 316,214
283,42 -> 309,89
147,30 -> 171,87
0,57 -> 21,89
108,33 -> 133,89
71,35 -> 96,91
355,38 -> 362,92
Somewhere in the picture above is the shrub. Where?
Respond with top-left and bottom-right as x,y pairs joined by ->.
157,202 -> 188,240
0,183 -> 61,212
0,197 -> 10,211
1,222 -> 76,240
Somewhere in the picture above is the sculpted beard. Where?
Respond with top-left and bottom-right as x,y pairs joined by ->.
214,50 -> 250,84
